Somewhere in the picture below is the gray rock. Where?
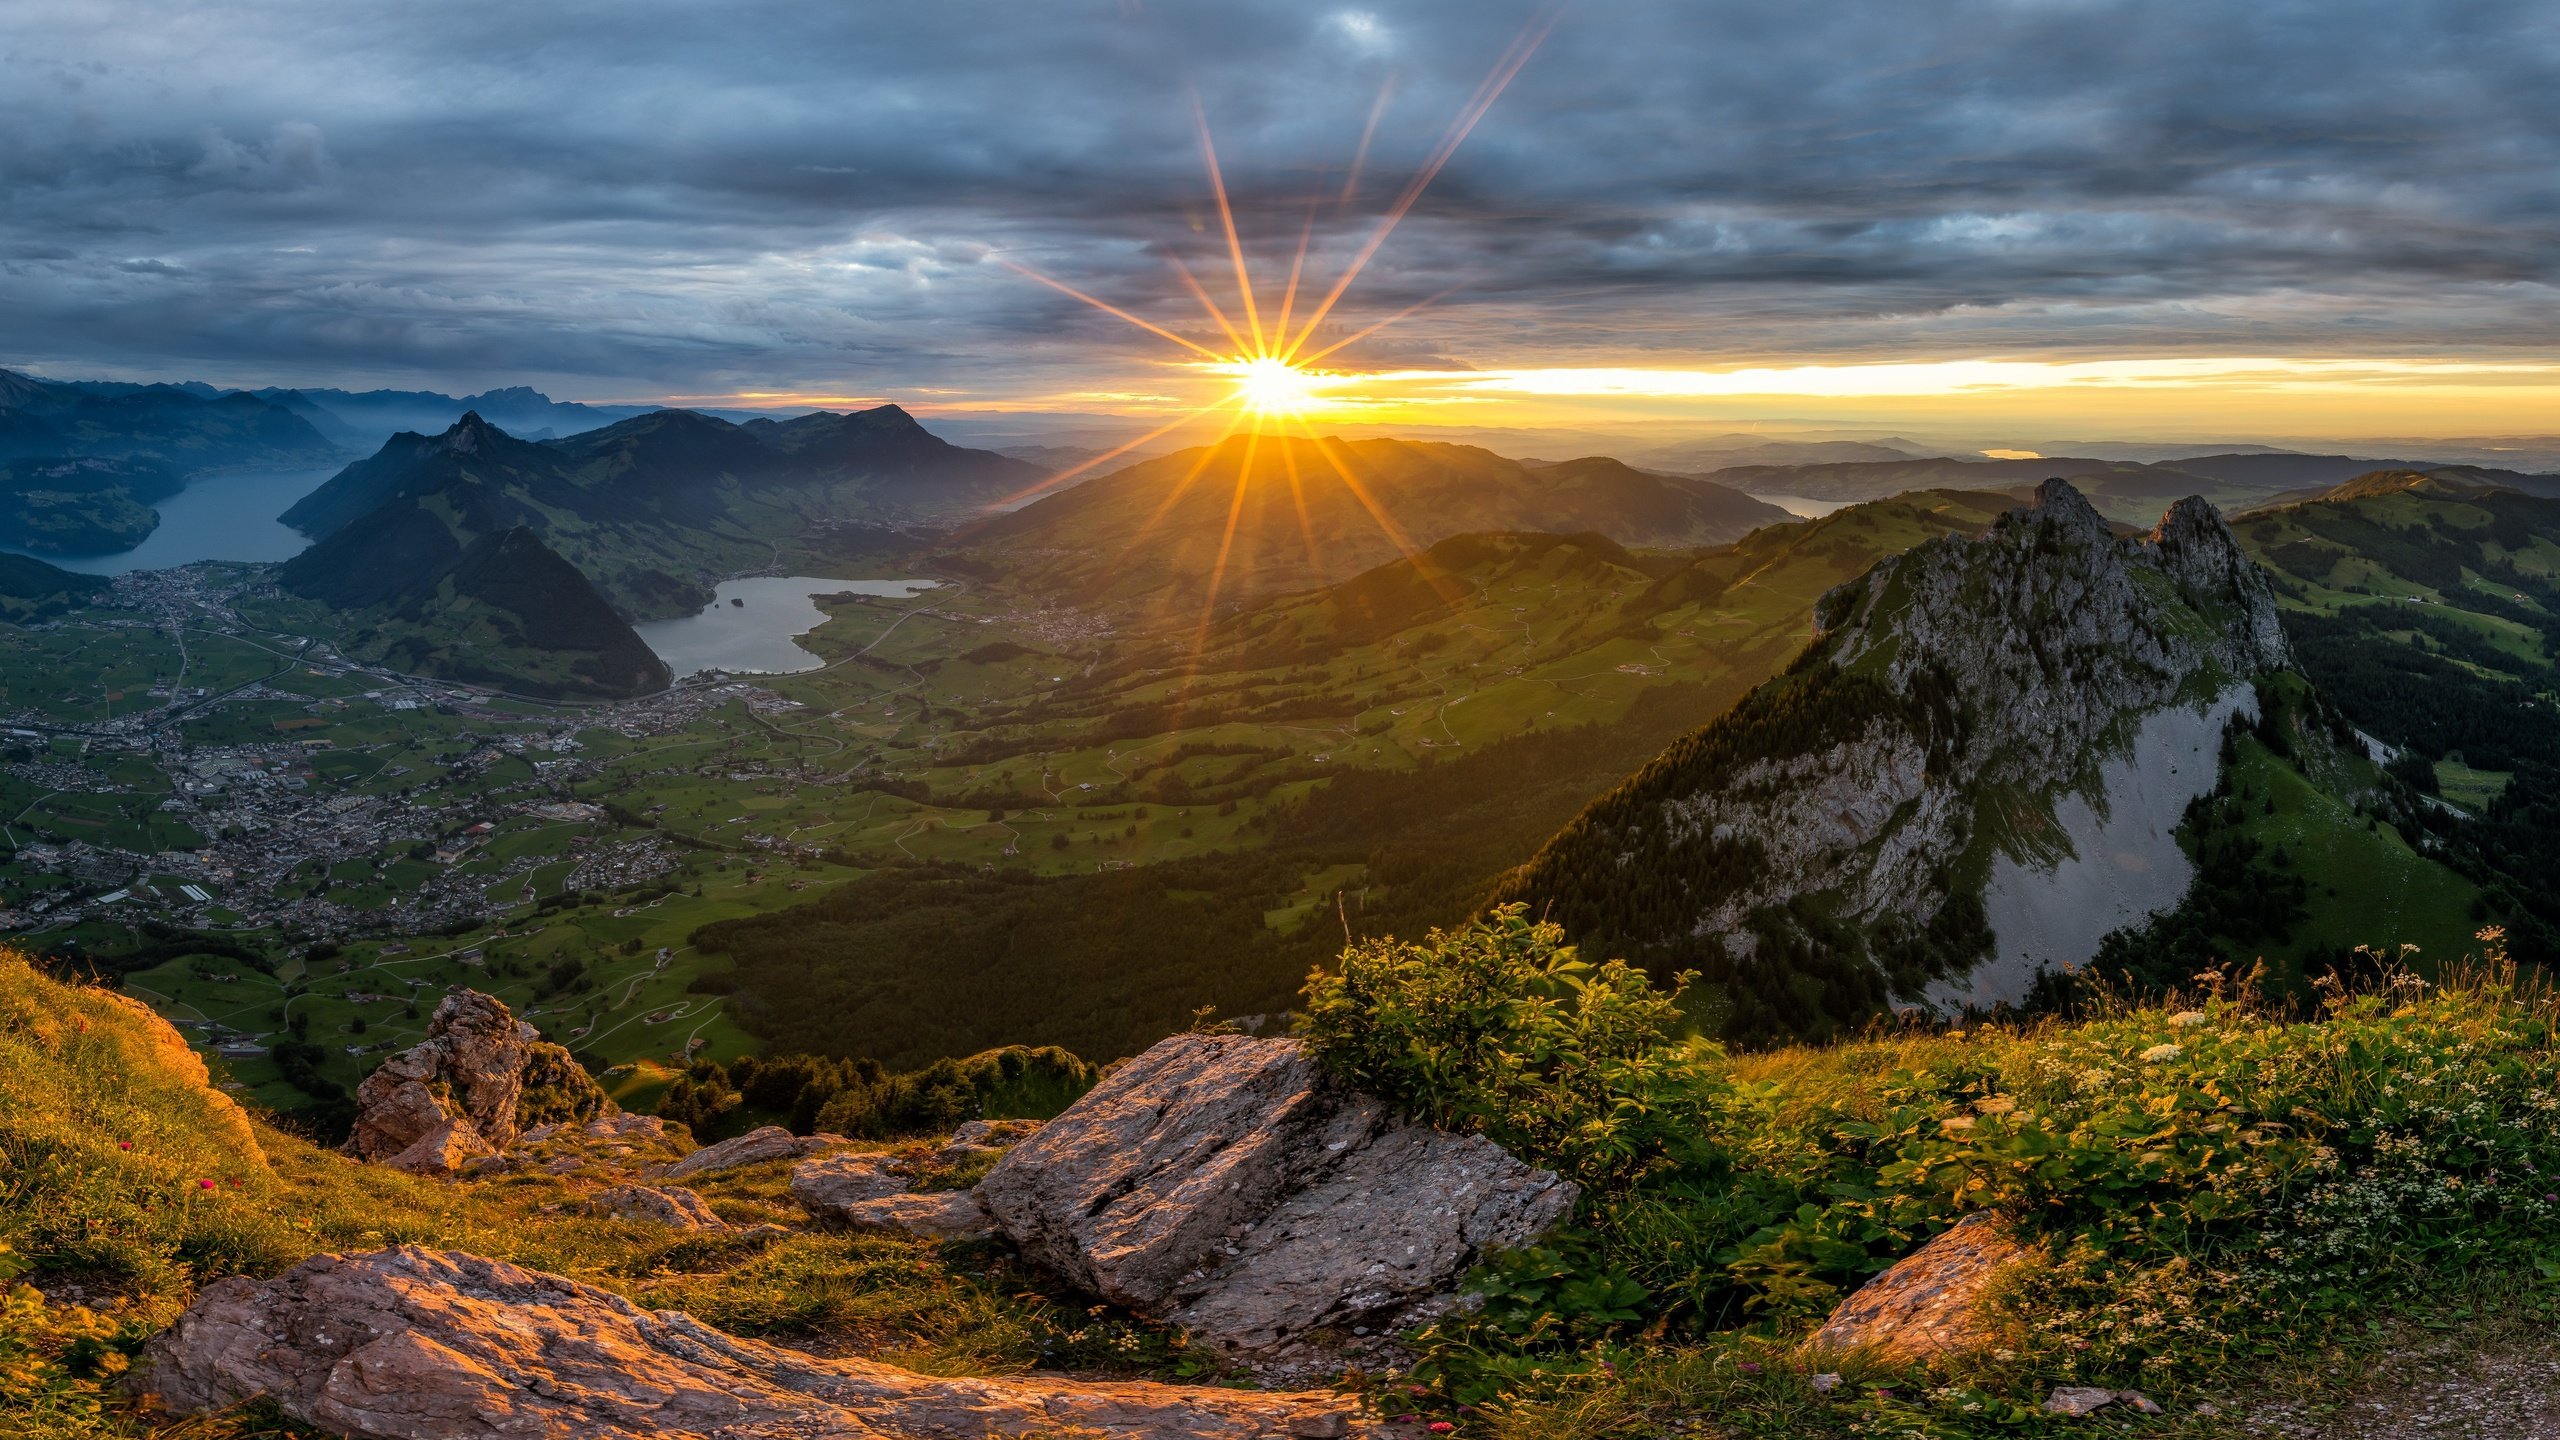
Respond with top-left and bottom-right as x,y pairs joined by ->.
977,1033 -> 1573,1371
593,1184 -> 724,1231
139,1246 -> 1365,1440
789,1151 -> 913,1216
659,1125 -> 836,1180
951,1118 -> 1042,1148
832,1190 -> 997,1242
2045,1387 -> 2116,1417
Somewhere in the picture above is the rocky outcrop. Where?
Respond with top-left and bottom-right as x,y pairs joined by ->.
660,1124 -> 839,1180
1503,481 -> 2295,1019
977,1033 -> 1575,1374
594,1184 -> 725,1231
344,990 -> 610,1172
139,1246 -> 1362,1440
1804,1213 -> 2034,1366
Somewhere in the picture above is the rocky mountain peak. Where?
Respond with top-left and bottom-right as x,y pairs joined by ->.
440,410 -> 497,454
1503,479 -> 2296,1035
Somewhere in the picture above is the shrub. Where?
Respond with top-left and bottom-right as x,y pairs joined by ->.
1300,903 -> 1727,1195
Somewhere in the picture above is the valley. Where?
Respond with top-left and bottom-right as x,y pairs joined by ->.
3,402 -> 2557,1142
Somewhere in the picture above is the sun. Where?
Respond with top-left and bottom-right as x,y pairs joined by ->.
1224,355 -> 1328,417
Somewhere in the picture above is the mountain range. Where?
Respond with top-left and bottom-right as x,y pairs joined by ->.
954,436 -> 1791,617
0,367 -> 338,474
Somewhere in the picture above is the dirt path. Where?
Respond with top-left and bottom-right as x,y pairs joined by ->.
2234,1329 -> 2560,1438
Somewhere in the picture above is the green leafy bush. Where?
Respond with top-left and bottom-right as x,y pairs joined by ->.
1301,903 -> 1728,1195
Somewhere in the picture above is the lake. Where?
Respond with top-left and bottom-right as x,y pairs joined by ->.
634,576 -> 939,678
1752,492 -> 1859,519
0,464 -> 341,574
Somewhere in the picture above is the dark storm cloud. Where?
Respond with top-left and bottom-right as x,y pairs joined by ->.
1,0 -> 2555,395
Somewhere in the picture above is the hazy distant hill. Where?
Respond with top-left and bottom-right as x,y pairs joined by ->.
253,384 -> 657,447
1687,450 -> 2478,524
957,436 -> 1791,616
0,368 -> 337,473
1630,435 -> 1930,471
286,406 -> 1039,619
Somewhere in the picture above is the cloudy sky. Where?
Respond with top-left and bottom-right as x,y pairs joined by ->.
5,0 -> 2558,437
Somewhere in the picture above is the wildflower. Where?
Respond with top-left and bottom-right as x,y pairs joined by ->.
118,1141 -> 132,1151
1738,1361 -> 1763,1375
2168,1011 -> 2208,1028
1429,1425 -> 1455,1435
196,1178 -> 215,1190
2140,1043 -> 2182,1063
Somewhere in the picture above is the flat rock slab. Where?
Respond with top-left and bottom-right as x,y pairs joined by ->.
834,1191 -> 997,1242
140,1246 -> 1365,1440
660,1124 -> 839,1180
791,1152 -> 914,1216
1804,1213 -> 2034,1366
595,1184 -> 725,1231
976,1034 -> 1573,1369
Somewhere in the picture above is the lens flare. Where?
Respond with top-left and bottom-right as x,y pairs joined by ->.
1225,356 -> 1329,415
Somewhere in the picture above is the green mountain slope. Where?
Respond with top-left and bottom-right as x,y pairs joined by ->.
0,552 -> 110,622
693,491 -> 2011,1067
275,458 -> 671,700
2232,470 -> 2560,958
0,456 -> 185,554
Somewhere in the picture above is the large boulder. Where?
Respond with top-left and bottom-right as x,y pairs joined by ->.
343,990 -> 608,1171
1804,1213 -> 2035,1366
975,1034 -> 1575,1373
139,1247 -> 1361,1440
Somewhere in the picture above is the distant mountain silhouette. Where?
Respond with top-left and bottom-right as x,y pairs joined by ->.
955,435 -> 1793,615
285,406 -> 1039,619
0,368 -> 337,473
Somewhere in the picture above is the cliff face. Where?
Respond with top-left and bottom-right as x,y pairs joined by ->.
1500,480 -> 2291,1040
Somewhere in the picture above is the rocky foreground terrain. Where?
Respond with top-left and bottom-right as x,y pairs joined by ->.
128,990 -> 1575,1436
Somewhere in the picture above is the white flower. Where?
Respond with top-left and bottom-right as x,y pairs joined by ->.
2140,1043 -> 2183,1063
2169,1010 -> 2209,1028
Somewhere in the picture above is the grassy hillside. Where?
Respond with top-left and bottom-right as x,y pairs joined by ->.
0,554 -> 110,624
14,922 -> 2560,1438
0,951 -> 1171,1439
2232,476 -> 2560,961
